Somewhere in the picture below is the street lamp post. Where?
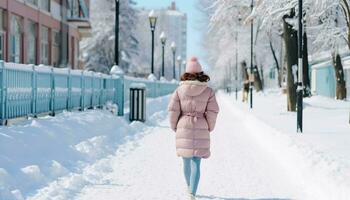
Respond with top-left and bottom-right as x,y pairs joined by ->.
115,0 -> 119,66
249,0 -> 254,109
182,60 -> 186,78
149,10 -> 157,75
160,32 -> 167,78
171,42 -> 176,80
297,0 -> 303,133
177,56 -> 182,80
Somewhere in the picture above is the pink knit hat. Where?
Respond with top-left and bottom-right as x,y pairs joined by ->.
186,57 -> 202,73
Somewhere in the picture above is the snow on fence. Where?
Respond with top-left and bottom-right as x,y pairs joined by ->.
0,61 -> 178,125
0,61 -> 121,124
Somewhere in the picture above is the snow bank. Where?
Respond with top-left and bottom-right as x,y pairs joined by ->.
0,95 -> 171,200
220,90 -> 350,199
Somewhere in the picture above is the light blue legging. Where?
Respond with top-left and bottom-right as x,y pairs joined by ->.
183,157 -> 201,195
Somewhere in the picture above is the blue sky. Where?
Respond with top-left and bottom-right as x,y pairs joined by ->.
134,0 -> 204,62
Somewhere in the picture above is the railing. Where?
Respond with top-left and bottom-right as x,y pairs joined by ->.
124,76 -> 178,102
0,61 -> 178,124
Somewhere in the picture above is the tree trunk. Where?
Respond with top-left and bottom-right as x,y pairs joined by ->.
339,0 -> 350,123
302,31 -> 312,97
252,52 -> 263,92
283,11 -> 298,112
241,61 -> 250,102
252,21 -> 264,92
332,53 -> 347,100
253,65 -> 263,92
260,66 -> 265,89
269,39 -> 282,87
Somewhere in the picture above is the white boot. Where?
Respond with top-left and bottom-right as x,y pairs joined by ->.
189,193 -> 196,200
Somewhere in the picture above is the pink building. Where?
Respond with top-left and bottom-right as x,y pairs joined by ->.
0,0 -> 91,69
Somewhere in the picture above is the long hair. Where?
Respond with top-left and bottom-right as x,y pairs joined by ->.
180,72 -> 210,82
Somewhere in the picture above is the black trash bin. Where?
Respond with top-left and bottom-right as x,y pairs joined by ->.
129,83 -> 146,122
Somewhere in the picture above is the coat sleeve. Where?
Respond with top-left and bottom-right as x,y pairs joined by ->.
168,89 -> 181,132
205,89 -> 219,132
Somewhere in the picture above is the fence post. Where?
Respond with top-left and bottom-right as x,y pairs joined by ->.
98,73 -> 103,107
67,68 -> 72,111
0,61 -> 5,124
110,65 -> 124,116
91,72 -> 94,108
118,75 -> 124,116
80,70 -> 84,111
31,64 -> 37,117
50,67 -> 55,116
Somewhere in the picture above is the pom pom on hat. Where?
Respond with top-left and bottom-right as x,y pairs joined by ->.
186,56 -> 202,73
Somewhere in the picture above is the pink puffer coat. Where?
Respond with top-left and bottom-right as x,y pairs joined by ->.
168,81 -> 219,159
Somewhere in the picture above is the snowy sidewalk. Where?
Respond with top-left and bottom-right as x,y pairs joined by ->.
31,94 -> 313,200
26,92 -> 350,200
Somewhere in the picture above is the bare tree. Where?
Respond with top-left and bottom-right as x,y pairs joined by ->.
332,52 -> 347,99
241,61 -> 250,102
268,32 -> 282,87
283,10 -> 298,111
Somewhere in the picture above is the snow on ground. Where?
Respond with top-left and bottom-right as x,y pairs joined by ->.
1,90 -> 350,200
0,96 -> 170,200
222,90 -> 350,199
30,90 -> 350,200
30,92 -> 308,200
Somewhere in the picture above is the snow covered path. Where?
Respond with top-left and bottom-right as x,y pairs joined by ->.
43,94 -> 309,200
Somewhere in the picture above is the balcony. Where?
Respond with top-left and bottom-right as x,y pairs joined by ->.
67,0 -> 91,37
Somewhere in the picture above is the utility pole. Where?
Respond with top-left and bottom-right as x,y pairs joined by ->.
171,42 -> 176,80
115,0 -> 119,65
250,0 -> 254,109
160,32 -> 167,78
149,10 -> 157,75
297,0 -> 304,133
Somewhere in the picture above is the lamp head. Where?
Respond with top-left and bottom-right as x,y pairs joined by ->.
149,10 -> 157,30
171,42 -> 176,52
177,56 -> 182,62
160,31 -> 167,44
238,14 -> 242,22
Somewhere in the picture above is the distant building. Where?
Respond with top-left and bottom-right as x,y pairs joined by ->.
160,2 -> 187,62
0,0 -> 91,69
135,2 -> 187,79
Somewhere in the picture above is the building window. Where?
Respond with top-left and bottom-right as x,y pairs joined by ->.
27,22 -> 37,64
26,0 -> 38,6
52,31 -> 61,67
39,0 -> 50,12
40,26 -> 49,65
10,16 -> 22,63
70,0 -> 79,18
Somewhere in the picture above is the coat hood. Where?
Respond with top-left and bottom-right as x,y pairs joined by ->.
178,81 -> 208,97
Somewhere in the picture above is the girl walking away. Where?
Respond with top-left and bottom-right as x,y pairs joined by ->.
168,57 -> 219,200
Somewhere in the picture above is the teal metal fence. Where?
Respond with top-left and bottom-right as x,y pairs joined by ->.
124,76 -> 178,103
0,61 -> 178,124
